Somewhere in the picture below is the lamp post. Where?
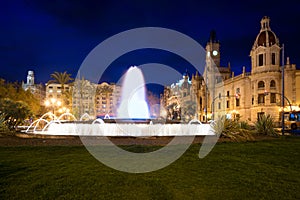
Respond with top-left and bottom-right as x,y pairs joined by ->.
45,98 -> 62,116
281,44 -> 285,135
263,90 -> 292,111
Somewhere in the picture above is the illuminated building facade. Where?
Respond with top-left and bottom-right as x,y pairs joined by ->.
161,16 -> 300,123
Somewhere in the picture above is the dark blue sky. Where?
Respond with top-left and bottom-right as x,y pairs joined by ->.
1,0 -> 300,89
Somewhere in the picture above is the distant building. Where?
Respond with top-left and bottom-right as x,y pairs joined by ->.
160,72 -> 196,121
161,16 -> 300,123
45,83 -> 70,100
72,78 -> 96,118
95,82 -> 121,118
296,71 -> 300,106
22,70 -> 45,104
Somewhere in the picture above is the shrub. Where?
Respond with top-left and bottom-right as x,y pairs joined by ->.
213,116 -> 254,142
255,114 -> 279,136
239,121 -> 250,130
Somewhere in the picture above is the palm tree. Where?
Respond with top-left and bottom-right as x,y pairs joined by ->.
73,77 -> 96,118
48,71 -> 73,92
48,71 -> 73,113
96,84 -> 113,94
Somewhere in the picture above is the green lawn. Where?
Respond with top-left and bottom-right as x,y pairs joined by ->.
1,137 -> 300,199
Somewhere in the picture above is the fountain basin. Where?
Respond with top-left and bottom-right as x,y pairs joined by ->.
40,122 -> 214,136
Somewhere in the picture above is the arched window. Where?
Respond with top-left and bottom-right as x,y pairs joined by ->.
258,81 -> 265,89
270,80 -> 276,88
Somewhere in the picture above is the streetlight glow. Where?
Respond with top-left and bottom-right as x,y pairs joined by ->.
51,98 -> 56,104
45,100 -> 50,107
45,97 -> 62,116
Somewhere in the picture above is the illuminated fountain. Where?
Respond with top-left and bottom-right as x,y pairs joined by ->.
117,66 -> 150,119
26,66 -> 215,136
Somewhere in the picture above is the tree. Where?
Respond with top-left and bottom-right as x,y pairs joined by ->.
96,84 -> 113,94
0,113 -> 9,133
0,98 -> 32,130
0,79 -> 41,116
73,77 -> 96,118
48,71 -> 73,92
48,71 -> 74,111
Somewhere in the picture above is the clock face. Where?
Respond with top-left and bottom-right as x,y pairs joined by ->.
212,50 -> 218,56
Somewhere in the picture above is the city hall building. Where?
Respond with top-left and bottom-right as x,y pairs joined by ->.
161,16 -> 300,123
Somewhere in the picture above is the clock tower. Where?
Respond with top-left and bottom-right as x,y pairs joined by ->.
206,30 -> 220,67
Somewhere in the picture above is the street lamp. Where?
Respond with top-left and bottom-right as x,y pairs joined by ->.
45,98 -> 62,116
263,90 -> 292,111
58,107 -> 70,114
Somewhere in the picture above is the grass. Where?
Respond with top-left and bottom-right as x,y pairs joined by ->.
1,137 -> 300,199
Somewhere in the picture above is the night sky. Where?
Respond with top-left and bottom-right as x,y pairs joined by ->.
1,0 -> 300,94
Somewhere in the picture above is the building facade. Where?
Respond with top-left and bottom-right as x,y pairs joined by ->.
161,16 -> 300,123
72,78 -> 96,118
22,70 -> 45,104
160,72 -> 196,121
95,82 -> 121,118
45,83 -> 70,100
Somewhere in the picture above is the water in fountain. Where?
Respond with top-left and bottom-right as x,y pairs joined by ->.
25,66 -> 215,136
117,66 -> 150,119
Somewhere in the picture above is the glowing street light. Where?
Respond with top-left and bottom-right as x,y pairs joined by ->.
44,98 -> 62,115
58,107 -> 70,113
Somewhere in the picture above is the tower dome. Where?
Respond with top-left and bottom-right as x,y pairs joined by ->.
253,16 -> 279,48
250,16 -> 281,74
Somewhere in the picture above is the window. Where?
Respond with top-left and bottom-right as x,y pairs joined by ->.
257,112 -> 265,120
218,102 -> 221,110
218,93 -> 221,98
272,53 -> 276,65
270,93 -> 276,103
258,81 -> 265,89
252,96 -> 254,105
258,54 -> 264,66
236,98 -> 240,107
236,88 -> 240,94
227,91 -> 230,97
226,100 -> 230,108
270,80 -> 276,88
258,94 -> 265,104
217,77 -> 222,83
